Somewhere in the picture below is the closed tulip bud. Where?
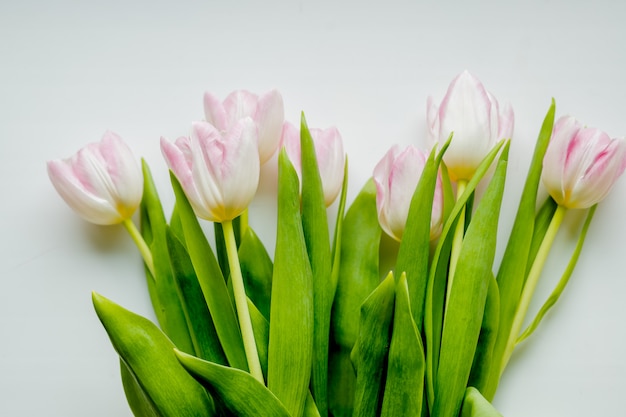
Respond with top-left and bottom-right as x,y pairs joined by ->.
542,116 -> 626,209
161,119 -> 260,222
280,121 -> 346,207
427,70 -> 514,181
204,89 -> 284,164
373,145 -> 444,241
47,131 -> 143,225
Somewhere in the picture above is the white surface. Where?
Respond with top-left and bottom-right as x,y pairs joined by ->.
1,0 -> 625,416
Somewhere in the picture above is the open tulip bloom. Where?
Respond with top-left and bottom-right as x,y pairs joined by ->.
48,81 -> 625,417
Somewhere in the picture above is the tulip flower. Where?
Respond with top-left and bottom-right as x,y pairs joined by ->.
280,121 -> 346,207
542,115 -> 626,209
427,70 -> 514,182
47,131 -> 143,225
373,145 -> 443,241
161,119 -> 260,223
204,89 -> 284,164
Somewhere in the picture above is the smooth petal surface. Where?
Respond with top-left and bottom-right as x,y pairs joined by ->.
163,119 -> 260,222
203,92 -> 228,131
256,89 -> 285,163
373,145 -> 443,241
280,121 -> 346,206
429,70 -> 514,181
47,131 -> 143,225
542,116 -> 626,208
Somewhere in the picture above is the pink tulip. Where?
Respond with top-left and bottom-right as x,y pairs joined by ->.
161,119 -> 259,222
373,145 -> 444,241
280,121 -> 346,207
427,70 -> 514,181
47,131 -> 143,225
204,89 -> 284,164
542,116 -> 626,209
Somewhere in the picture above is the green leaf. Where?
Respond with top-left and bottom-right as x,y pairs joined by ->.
423,139 -> 505,409
92,292 -> 215,417
351,272 -> 396,417
139,160 -> 195,353
300,113 -> 334,416
120,359 -> 162,417
165,227 -> 228,365
460,387 -> 503,417
381,273 -> 425,417
525,196 -> 558,279
468,273 -> 500,392
170,173 -> 248,371
175,350 -> 290,417
486,99 -> 556,399
395,144 -> 444,331
328,179 -> 381,417
238,227 -> 273,320
267,150 -> 314,417
433,142 -> 510,417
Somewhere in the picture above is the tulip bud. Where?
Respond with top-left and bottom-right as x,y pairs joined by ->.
47,131 -> 143,225
542,116 -> 626,209
204,89 -> 284,164
280,121 -> 346,207
427,70 -> 514,181
161,119 -> 260,222
373,145 -> 444,241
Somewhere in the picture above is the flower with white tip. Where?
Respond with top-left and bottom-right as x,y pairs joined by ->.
47,131 -> 143,225
161,119 -> 260,222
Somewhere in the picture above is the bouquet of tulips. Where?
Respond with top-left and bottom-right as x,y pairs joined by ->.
47,71 -> 626,417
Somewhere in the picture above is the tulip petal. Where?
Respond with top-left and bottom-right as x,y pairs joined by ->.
223,90 -> 258,129
256,89 -> 284,163
203,92 -> 228,131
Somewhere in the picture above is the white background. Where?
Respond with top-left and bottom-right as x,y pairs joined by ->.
1,0 -> 625,416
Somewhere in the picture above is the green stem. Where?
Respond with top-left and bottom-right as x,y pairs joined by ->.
445,179 -> 468,312
123,219 -> 155,278
500,204 -> 567,373
517,204 -> 597,343
222,220 -> 264,384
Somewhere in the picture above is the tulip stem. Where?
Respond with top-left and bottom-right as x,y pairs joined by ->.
222,220 -> 264,384
500,204 -> 567,374
123,219 -> 155,278
445,179 -> 468,312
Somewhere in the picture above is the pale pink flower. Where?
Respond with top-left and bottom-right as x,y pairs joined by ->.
204,89 -> 284,164
542,116 -> 626,209
161,119 -> 260,222
280,121 -> 346,207
47,131 -> 143,225
427,70 -> 514,181
373,145 -> 444,241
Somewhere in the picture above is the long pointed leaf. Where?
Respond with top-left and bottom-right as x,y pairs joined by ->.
433,143 -> 510,417
268,150 -> 314,417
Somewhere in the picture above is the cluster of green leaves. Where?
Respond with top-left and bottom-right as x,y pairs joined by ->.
93,102 -> 588,417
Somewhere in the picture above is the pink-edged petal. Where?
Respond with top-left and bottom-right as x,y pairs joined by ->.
223,90 -> 258,129
280,121 -> 302,177
203,92 -> 228,131
498,102 -> 515,139
256,89 -> 284,163
311,127 -> 345,206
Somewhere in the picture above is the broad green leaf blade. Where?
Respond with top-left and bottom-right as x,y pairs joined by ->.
140,160 -> 195,353
424,139 -> 505,409
165,227 -> 228,365
175,350 -> 291,417
328,179 -> 381,417
433,143 -> 510,417
248,299 -> 270,379
170,173 -> 247,371
239,227 -> 273,320
487,99 -> 556,400
381,273 -> 425,417
268,150 -> 314,417
518,204 -> 597,343
120,359 -> 162,417
468,273 -> 500,392
300,113 -> 334,416
395,147 -> 440,330
351,272 -> 396,417
92,292 -> 215,417
460,387 -> 503,417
